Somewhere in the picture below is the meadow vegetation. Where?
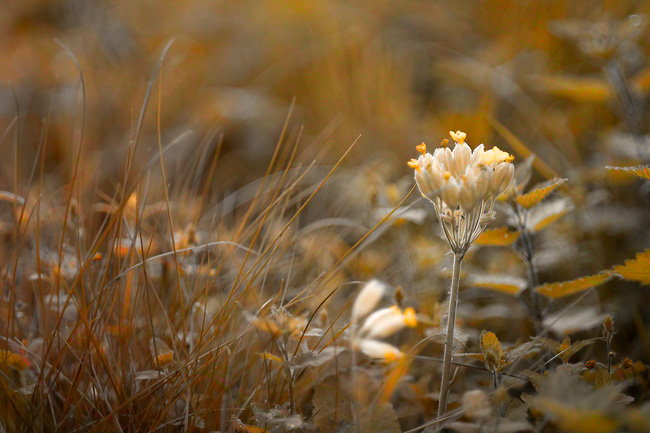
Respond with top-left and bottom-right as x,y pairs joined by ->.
0,1 -> 649,432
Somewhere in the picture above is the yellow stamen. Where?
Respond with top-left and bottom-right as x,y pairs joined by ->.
416,142 -> 427,155
440,138 -> 449,148
384,350 -> 404,363
407,159 -> 420,172
403,308 -> 417,327
449,130 -> 467,144
481,146 -> 514,165
443,171 -> 451,180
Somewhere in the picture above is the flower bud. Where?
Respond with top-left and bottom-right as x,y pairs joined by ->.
351,280 -> 385,321
358,339 -> 404,362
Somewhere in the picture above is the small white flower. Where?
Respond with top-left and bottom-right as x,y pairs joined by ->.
408,132 -> 515,253
351,280 -> 385,321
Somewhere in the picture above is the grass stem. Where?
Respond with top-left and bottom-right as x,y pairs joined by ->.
437,251 -> 463,423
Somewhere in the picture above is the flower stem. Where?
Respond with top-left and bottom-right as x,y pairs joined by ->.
438,251 -> 463,422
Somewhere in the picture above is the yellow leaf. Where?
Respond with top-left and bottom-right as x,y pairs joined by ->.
150,338 -> 174,367
475,226 -> 520,246
531,74 -> 613,103
480,331 -> 503,372
516,178 -> 567,209
613,250 -> 650,285
470,274 -> 526,296
0,350 -> 29,371
535,399 -> 619,433
606,165 -> 650,181
536,272 -> 613,298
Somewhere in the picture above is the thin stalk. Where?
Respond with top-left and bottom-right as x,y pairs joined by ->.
437,251 -> 463,422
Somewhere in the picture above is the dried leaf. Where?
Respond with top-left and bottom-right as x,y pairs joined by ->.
292,347 -> 344,368
475,226 -> 520,246
149,337 -> 174,367
312,370 -> 401,433
528,367 -> 632,433
543,308 -> 608,335
606,165 -> 650,181
527,198 -> 573,232
469,274 -> 527,295
516,178 -> 567,209
535,271 -> 613,298
505,341 -> 543,364
613,250 -> 650,285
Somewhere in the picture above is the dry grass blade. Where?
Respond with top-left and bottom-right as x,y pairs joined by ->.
535,271 -> 614,298
516,178 -> 567,209
475,226 -> 520,246
613,249 -> 650,285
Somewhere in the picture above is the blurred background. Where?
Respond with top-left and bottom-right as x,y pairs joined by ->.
2,0 -> 649,182
1,1 -> 650,430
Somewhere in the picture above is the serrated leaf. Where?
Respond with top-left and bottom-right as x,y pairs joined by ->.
469,274 -> 527,295
535,272 -> 613,298
613,249 -> 650,285
475,226 -> 520,246
606,165 -> 650,181
516,178 -> 567,209
527,198 -> 573,232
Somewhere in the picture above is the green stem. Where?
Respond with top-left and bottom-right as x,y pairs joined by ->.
437,251 -> 463,423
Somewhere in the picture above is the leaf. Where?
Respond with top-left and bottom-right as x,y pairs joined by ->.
469,273 -> 527,295
516,178 -> 567,209
504,341 -> 543,364
475,226 -> 520,246
535,271 -> 613,298
312,370 -> 401,433
527,198 -> 573,232
480,331 -> 504,373
543,308 -> 608,335
613,250 -> 650,285
606,165 -> 650,181
149,337 -> 174,367
530,74 -> 613,103
527,367 -> 632,433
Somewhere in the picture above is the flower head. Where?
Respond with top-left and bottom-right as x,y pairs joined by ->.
408,131 -> 514,253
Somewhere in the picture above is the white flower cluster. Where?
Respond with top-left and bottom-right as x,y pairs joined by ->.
350,280 -> 417,362
408,131 -> 515,253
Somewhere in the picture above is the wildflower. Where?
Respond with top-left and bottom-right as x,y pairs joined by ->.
359,306 -> 414,338
356,339 -> 404,363
409,131 -> 514,254
351,280 -> 385,321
